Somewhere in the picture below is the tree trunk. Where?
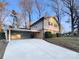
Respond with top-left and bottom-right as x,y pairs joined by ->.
28,13 -> 31,29
70,8 -> 74,33
78,19 -> 79,34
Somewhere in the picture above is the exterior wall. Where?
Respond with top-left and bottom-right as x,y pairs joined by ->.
44,17 -> 59,33
44,18 -> 49,30
34,30 -> 44,39
31,20 -> 44,39
31,21 -> 43,31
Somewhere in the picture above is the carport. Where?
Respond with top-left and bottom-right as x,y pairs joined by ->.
5,28 -> 40,41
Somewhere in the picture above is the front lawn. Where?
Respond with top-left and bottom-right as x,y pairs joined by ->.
45,37 -> 79,52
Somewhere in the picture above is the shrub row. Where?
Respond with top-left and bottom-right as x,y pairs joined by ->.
44,31 -> 61,38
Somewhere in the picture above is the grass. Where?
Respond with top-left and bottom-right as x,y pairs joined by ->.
0,40 -> 8,59
45,37 -> 79,52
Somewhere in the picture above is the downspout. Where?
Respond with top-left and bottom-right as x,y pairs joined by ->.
9,28 -> 11,41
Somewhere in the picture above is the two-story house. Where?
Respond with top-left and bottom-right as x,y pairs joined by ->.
31,16 -> 59,38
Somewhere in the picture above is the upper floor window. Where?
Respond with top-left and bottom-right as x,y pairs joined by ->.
48,22 -> 53,26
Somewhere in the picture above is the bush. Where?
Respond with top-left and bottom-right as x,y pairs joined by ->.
44,31 -> 53,38
0,32 -> 6,40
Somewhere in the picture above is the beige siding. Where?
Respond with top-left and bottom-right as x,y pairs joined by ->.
35,30 -> 43,39
44,17 -> 59,33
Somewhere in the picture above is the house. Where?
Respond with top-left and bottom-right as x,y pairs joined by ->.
31,16 -> 59,38
1,16 -> 59,40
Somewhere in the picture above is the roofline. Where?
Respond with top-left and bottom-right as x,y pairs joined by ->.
7,28 -> 40,32
30,16 -> 60,27
30,17 -> 44,27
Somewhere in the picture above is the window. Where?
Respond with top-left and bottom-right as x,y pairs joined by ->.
48,22 -> 53,26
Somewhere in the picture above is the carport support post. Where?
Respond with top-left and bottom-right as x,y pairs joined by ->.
5,30 -> 8,40
9,28 -> 11,41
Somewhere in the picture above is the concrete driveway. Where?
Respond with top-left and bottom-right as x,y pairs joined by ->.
3,39 -> 79,59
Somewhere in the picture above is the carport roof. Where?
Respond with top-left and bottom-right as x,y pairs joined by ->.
7,28 -> 40,32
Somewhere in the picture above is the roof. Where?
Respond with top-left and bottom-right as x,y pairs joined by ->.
30,17 -> 44,27
30,16 -> 59,27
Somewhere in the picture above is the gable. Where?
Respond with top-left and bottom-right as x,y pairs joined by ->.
45,17 -> 59,33
47,17 -> 59,28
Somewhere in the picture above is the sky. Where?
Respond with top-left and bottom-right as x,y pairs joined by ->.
6,0 -> 21,12
2,0 -> 71,33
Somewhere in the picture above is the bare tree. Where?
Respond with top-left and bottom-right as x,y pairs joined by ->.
20,0 -> 33,29
0,2 -> 8,30
10,10 -> 22,28
34,0 -> 45,19
61,0 -> 79,33
73,5 -> 79,33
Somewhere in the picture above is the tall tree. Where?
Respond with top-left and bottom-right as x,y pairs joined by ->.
10,10 -> 23,28
61,0 -> 79,33
34,0 -> 45,19
20,0 -> 33,29
10,10 -> 17,28
0,1 -> 8,30
11,10 -> 21,28
73,5 -> 79,33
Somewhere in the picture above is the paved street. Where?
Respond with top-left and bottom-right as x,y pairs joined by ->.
3,39 -> 79,59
